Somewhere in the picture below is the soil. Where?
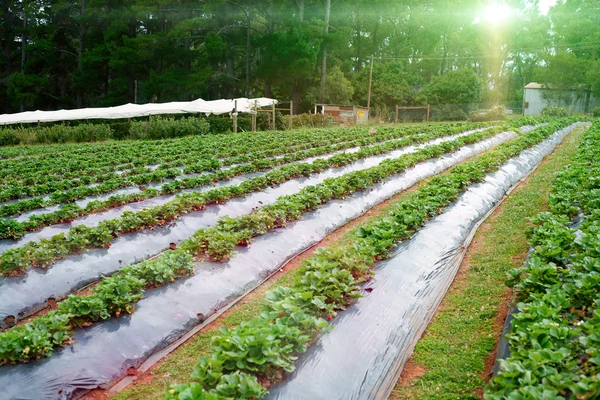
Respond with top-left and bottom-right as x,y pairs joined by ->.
397,359 -> 426,388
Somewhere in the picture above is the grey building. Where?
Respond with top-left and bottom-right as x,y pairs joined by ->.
523,82 -> 597,116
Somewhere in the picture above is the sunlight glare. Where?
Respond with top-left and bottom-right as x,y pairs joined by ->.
482,3 -> 513,25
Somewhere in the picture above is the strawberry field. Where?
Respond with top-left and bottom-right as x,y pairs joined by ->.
0,118 -> 595,400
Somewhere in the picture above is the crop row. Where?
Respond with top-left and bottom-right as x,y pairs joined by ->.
0,124 -> 390,185
0,125 -> 500,244
2,122 -> 476,186
0,123 -> 487,205
486,122 -> 600,399
180,129 -> 498,261
0,120 -> 572,368
164,119 -> 577,399
0,127 -> 505,274
0,250 -> 195,365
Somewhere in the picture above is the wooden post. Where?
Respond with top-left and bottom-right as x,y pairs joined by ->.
395,105 -> 399,124
426,104 -> 431,124
353,106 -> 358,125
233,100 -> 238,134
367,55 -> 374,110
289,100 -> 293,130
251,100 -> 257,132
272,102 -> 276,130
37,120 -> 40,128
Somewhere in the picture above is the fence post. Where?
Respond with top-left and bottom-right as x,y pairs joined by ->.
233,100 -> 238,134
367,55 -> 374,110
395,105 -> 399,124
289,100 -> 293,130
272,102 -> 276,130
426,104 -> 430,124
251,101 -> 257,132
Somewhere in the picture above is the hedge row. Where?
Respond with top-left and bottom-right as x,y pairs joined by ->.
0,112 -> 332,146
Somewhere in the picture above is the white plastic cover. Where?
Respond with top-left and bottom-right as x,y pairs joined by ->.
0,98 -> 277,126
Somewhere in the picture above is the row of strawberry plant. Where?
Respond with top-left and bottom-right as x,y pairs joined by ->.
486,122 -> 600,399
1,123 -> 410,188
0,127 -> 505,274
163,119 -> 577,400
2,122 -> 465,186
0,121 -> 563,369
0,124 -> 383,186
0,122 -> 485,203
0,126 -> 492,233
0,250 -> 195,365
179,128 -> 501,261
0,124 -> 497,241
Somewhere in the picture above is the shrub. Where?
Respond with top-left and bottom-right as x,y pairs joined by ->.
206,112 -> 287,133
286,113 -> 334,129
129,116 -> 210,139
470,105 -> 507,122
36,124 -> 112,144
591,107 -> 600,118
108,121 -> 132,140
0,123 -> 113,146
0,130 -> 20,146
542,105 -> 568,117
430,104 -> 469,121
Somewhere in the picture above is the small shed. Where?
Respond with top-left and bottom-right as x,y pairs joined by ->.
314,104 -> 369,125
523,82 -> 597,116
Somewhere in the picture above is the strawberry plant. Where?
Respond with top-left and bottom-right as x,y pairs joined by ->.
487,121 -> 600,399
0,249 -> 195,364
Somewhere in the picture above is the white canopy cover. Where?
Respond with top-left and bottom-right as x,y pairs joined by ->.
0,97 -> 277,126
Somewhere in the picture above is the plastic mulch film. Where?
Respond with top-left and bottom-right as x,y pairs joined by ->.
0,130 -> 523,400
265,123 -> 586,400
0,130 -> 512,328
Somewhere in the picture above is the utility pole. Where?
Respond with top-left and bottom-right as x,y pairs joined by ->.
367,55 -> 374,109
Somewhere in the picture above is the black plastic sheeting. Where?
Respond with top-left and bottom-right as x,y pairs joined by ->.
265,123 -> 586,400
492,306 -> 518,376
0,129 -> 509,327
491,213 -> 586,376
0,131 -> 521,400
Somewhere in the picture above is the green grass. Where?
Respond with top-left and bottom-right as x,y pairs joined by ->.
390,124 -> 588,400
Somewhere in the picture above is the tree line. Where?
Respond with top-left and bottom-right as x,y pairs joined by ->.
0,0 -> 599,116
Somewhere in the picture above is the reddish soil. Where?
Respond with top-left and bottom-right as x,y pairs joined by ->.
398,359 -> 426,387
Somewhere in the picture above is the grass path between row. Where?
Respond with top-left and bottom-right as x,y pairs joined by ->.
390,124 -> 588,400
106,125 -> 579,400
